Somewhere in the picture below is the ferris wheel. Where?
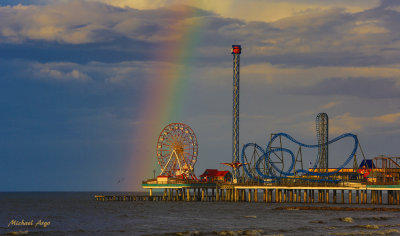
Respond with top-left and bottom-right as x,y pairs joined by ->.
156,123 -> 198,179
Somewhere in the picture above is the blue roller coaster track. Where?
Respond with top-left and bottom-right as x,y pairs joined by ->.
241,133 -> 358,182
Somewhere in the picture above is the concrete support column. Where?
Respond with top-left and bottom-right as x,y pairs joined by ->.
283,190 -> 287,203
326,190 -> 329,203
341,190 -> 345,204
294,190 -> 297,203
373,190 -> 376,204
270,190 -> 273,203
311,190 -> 315,203
379,191 -> 383,205
318,190 -> 321,203
321,190 -> 324,203
235,189 -> 239,202
254,189 -> 258,202
356,190 -> 359,204
304,190 -> 307,203
263,189 -> 266,202
201,188 -> 205,201
349,190 -> 352,204
248,189 -> 252,202
333,190 -> 337,204
276,189 -> 280,203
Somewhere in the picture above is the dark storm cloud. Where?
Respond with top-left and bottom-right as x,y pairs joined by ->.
2,0 -> 400,67
0,39 -> 155,64
379,0 -> 400,7
0,0 -> 48,6
290,77 -> 400,99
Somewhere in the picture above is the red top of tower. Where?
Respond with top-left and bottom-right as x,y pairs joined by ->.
232,45 -> 241,54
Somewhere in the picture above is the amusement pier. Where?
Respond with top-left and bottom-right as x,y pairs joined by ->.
96,45 -> 400,205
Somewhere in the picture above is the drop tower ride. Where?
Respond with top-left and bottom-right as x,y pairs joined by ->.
232,45 -> 241,181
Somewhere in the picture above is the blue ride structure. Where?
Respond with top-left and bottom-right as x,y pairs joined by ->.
241,132 -> 359,183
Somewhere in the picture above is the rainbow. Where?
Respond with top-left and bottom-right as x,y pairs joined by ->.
123,4 -> 206,190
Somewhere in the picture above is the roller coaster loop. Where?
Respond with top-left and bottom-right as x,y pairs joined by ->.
241,133 -> 358,182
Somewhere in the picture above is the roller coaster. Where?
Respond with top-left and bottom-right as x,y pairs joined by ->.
240,111 -> 368,183
241,133 -> 359,183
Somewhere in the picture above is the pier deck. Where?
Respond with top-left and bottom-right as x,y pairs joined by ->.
95,182 -> 400,205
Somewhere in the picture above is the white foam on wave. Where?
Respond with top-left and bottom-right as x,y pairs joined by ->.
340,217 -> 354,223
243,215 -> 257,218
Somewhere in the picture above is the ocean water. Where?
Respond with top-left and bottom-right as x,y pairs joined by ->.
1,192 -> 400,235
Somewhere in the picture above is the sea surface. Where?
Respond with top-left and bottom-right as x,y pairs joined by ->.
1,192 -> 400,235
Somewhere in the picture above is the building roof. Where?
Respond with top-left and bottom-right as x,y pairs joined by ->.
200,169 -> 231,177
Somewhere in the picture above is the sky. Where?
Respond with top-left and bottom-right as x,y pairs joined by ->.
1,0 -> 400,191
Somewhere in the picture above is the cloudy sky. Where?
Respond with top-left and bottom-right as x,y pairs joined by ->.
1,0 -> 400,191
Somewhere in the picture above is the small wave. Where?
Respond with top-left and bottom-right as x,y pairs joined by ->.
4,231 -> 29,235
174,231 -> 200,236
356,225 -> 379,229
119,213 -> 129,218
353,216 -> 392,222
329,228 -> 400,235
340,217 -> 354,223
216,229 -> 264,235
285,207 -> 299,211
310,220 -> 325,224
144,231 -> 200,236
243,215 -> 257,218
